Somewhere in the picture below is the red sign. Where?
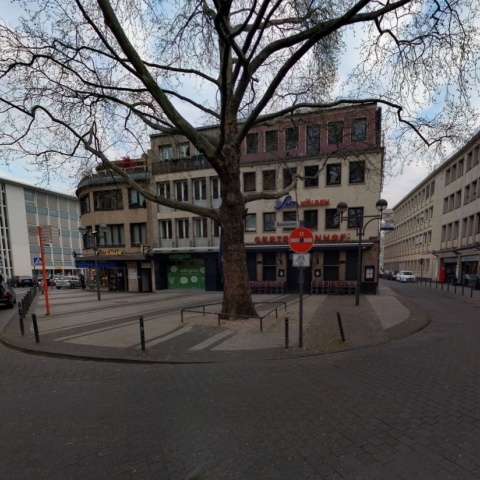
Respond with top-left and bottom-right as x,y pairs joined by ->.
289,227 -> 314,253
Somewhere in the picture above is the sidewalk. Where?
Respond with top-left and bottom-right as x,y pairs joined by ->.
0,284 -> 430,363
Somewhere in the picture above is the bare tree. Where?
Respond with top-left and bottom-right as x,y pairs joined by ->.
0,0 -> 479,316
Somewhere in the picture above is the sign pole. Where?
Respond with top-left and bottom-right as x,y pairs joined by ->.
289,227 -> 314,349
299,266 -> 304,348
37,226 -> 51,315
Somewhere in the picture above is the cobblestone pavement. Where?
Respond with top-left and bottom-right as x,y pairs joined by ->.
0,282 -> 479,479
1,283 -> 427,363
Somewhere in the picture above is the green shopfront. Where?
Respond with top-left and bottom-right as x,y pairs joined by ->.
154,251 -> 222,291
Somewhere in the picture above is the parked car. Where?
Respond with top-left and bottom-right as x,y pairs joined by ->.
16,275 -> 34,287
50,275 -> 62,287
56,275 -> 83,289
0,284 -> 16,308
384,270 -> 394,280
396,271 -> 416,282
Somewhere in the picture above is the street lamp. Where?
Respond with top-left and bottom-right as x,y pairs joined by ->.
337,199 -> 388,306
78,224 -> 108,301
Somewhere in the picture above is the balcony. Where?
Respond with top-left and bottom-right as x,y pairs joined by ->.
77,166 -> 149,190
152,156 -> 211,174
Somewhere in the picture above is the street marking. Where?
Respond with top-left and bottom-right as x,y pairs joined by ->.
189,330 -> 233,350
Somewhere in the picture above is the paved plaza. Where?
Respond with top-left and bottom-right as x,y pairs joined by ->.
0,281 -> 480,479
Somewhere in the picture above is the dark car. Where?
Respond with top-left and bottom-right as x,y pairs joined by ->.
0,284 -> 16,308
17,275 -> 34,287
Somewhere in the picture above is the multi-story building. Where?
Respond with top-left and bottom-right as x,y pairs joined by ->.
149,103 -> 386,292
75,157 -> 154,292
0,177 -> 81,281
383,129 -> 480,283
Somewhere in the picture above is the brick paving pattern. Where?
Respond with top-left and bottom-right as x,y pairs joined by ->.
0,281 -> 479,479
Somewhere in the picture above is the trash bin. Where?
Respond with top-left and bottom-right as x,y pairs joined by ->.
475,277 -> 480,291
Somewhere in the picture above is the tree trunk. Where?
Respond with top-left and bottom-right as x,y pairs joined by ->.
219,202 -> 258,319
218,137 -> 258,319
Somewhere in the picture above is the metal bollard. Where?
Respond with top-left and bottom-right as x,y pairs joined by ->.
139,316 -> 145,351
31,314 -> 40,343
337,312 -> 346,343
284,317 -> 289,349
18,304 -> 25,336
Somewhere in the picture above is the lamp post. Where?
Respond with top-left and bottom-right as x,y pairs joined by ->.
337,199 -> 388,306
78,224 -> 108,301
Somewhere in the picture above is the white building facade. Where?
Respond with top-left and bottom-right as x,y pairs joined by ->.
383,130 -> 480,284
0,178 -> 82,282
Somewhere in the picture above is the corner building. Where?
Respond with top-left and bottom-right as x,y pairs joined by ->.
75,159 -> 155,292
149,103 -> 385,293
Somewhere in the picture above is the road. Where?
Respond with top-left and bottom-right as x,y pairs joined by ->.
0,282 -> 480,479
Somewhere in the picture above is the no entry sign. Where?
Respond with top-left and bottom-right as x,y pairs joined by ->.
289,227 -> 314,253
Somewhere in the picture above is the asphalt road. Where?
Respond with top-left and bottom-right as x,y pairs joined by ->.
1,282 -> 480,479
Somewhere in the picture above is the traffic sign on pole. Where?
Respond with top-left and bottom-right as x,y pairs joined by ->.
288,227 -> 314,253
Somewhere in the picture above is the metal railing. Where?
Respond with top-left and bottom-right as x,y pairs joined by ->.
180,301 -> 287,332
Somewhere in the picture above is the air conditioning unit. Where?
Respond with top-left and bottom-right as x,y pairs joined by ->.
245,228 -> 256,232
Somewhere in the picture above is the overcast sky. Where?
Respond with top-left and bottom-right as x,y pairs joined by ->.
0,2 -> 464,206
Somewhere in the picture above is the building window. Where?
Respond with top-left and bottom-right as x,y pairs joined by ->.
243,172 -> 256,192
263,212 -> 276,231
213,220 -> 221,237
211,178 -> 220,199
306,125 -> 320,156
283,211 -> 297,229
157,182 -> 170,199
285,127 -> 299,149
24,189 -> 35,205
246,133 -> 258,154
304,165 -> 319,187
328,121 -> 344,144
348,207 -> 364,228
194,218 -> 208,238
263,170 -> 276,191
177,143 -> 190,158
326,164 -> 341,185
93,189 -> 123,211
262,252 -> 277,281
325,209 -> 340,229
160,220 -> 173,239
128,188 -> 146,209
265,130 -> 278,152
177,219 -> 189,239
175,181 -> 188,202
283,167 -> 296,189
304,210 -> 318,229
159,145 -> 172,161
193,179 -> 207,201
351,118 -> 367,141
349,161 -> 365,183
80,194 -> 90,214
245,214 -> 256,232
130,223 -> 147,246
104,224 -> 125,247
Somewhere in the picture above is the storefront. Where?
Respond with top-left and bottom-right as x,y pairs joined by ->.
75,250 -> 153,292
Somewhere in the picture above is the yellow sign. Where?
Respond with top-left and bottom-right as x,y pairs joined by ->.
96,248 -> 125,256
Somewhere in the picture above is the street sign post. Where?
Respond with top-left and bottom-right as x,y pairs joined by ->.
288,227 -> 314,348
288,227 -> 314,254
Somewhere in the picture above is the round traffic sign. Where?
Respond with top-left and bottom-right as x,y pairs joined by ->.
289,227 -> 314,253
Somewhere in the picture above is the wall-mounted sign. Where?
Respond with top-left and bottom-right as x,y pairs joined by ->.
274,195 -> 298,210
96,248 -> 126,256
300,198 -> 330,206
274,195 -> 331,210
275,221 -> 300,228
254,233 -> 350,244
168,253 -> 192,260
